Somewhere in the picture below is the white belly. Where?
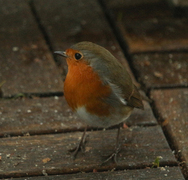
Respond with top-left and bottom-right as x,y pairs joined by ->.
76,106 -> 133,128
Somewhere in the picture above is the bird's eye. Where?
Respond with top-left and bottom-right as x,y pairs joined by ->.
75,53 -> 82,60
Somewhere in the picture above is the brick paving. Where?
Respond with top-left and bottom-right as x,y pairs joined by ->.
0,0 -> 187,179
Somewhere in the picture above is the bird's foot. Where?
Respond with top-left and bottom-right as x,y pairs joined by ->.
68,127 -> 87,159
101,144 -> 121,165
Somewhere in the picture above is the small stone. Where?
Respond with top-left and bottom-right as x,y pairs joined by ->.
12,47 -> 19,51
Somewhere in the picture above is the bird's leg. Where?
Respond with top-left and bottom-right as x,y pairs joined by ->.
102,124 -> 122,164
69,126 -> 87,159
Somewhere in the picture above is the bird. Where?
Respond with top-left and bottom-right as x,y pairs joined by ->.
54,41 -> 144,163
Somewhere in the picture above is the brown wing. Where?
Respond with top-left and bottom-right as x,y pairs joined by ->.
127,85 -> 144,110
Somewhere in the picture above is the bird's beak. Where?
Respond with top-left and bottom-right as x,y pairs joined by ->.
54,51 -> 67,57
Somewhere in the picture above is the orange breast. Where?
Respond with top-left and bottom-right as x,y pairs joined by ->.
64,61 -> 112,116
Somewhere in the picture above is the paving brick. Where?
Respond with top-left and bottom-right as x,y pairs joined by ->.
0,126 -> 177,178
0,0 -> 63,97
150,88 -> 188,177
132,52 -> 188,89
120,19 -> 188,53
106,0 -> 173,22
10,167 -> 185,180
0,97 -> 156,137
105,0 -> 188,53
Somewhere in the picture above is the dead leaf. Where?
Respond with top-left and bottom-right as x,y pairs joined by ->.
42,157 -> 51,164
154,71 -> 163,79
123,123 -> 128,129
162,119 -> 169,127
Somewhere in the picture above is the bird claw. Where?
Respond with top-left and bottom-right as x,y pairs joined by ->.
68,139 -> 87,159
101,145 -> 121,165
68,127 -> 87,159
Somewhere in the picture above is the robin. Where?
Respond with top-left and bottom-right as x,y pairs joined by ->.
54,41 -> 144,163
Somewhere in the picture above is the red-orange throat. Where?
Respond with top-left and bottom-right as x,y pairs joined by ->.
64,58 -> 112,116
